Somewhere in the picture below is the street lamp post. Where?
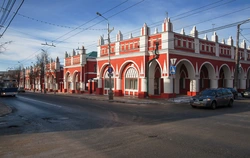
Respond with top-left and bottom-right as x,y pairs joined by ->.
234,18 -> 250,90
97,12 -> 114,100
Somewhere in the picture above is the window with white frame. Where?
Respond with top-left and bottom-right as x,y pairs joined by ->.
125,67 -> 138,90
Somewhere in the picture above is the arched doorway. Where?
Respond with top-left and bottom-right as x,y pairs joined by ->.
200,66 -> 209,91
73,72 -> 80,93
148,60 -> 162,96
218,69 -> 225,87
218,65 -> 231,88
154,66 -> 161,95
65,72 -> 71,93
247,68 -> 250,88
175,59 -> 195,95
179,64 -> 189,94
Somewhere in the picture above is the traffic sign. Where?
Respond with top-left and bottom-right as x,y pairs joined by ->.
170,66 -> 176,74
108,73 -> 113,77
108,67 -> 113,73
170,58 -> 177,66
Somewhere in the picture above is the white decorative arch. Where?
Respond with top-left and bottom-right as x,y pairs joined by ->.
72,70 -> 79,82
199,62 -> 216,79
125,67 -> 139,78
124,66 -> 139,95
219,64 -> 231,79
118,60 -> 140,79
99,63 -> 115,78
64,71 -> 71,82
175,59 -> 195,79
149,59 -> 163,78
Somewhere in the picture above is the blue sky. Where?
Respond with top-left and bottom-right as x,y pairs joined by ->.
0,0 -> 250,71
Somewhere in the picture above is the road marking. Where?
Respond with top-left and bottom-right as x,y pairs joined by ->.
17,96 -> 62,108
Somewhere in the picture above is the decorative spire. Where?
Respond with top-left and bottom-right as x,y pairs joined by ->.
180,28 -> 185,35
204,34 -> 208,40
190,26 -> 198,38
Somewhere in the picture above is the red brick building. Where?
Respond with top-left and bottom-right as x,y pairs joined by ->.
44,57 -> 63,92
96,18 -> 250,98
63,47 -> 97,93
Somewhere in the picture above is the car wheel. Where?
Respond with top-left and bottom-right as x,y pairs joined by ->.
228,99 -> 233,107
211,102 -> 217,110
234,95 -> 238,100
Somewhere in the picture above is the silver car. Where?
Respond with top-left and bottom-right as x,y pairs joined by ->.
190,88 -> 234,109
241,88 -> 250,98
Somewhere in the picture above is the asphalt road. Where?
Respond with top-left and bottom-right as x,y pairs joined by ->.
0,93 -> 250,158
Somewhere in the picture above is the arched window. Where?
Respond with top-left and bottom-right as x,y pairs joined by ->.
125,67 -> 138,90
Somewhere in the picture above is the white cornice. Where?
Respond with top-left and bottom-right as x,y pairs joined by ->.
64,65 -> 84,69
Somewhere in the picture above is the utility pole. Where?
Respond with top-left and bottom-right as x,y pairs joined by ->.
97,12 -> 114,100
234,24 -> 240,90
41,49 -> 47,94
44,55 -> 46,94
234,18 -> 250,90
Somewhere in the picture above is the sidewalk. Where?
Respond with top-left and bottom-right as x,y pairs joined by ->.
0,91 -> 191,117
45,91 -> 192,105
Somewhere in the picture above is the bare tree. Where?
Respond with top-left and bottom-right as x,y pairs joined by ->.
0,41 -> 12,54
35,49 -> 50,93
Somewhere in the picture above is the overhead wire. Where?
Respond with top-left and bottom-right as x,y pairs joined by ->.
111,0 -> 237,41
0,0 -> 16,26
97,19 -> 250,53
51,0 -> 129,43
13,0 -> 249,68
15,0 -> 224,65
0,0 -> 24,38
18,0 -> 130,65
240,32 -> 250,44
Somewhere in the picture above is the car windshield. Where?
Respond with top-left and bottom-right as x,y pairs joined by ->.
200,89 -> 216,96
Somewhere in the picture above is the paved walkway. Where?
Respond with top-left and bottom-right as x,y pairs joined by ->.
45,91 -> 192,104
0,91 -> 191,116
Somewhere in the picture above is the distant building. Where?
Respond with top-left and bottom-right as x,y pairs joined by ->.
63,47 -> 97,93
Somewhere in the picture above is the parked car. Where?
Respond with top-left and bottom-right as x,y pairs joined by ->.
18,87 -> 25,93
190,88 -> 234,109
225,87 -> 238,99
241,88 -> 250,97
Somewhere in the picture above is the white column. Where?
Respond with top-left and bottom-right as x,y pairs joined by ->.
72,82 -> 75,91
190,79 -> 199,93
210,78 -> 218,88
63,77 -> 67,90
98,78 -> 102,88
141,77 -> 147,92
148,77 -> 154,95
80,82 -> 85,91
225,79 -> 233,88
116,78 -> 121,90
50,83 -> 53,90
194,38 -> 200,54
240,79 -> 246,90
161,32 -> 174,49
163,77 -> 172,93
